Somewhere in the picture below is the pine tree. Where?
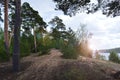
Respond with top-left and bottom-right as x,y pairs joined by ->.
12,0 -> 21,72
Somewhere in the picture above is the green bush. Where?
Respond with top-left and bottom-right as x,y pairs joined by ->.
37,37 -> 52,55
0,40 -> 9,62
20,36 -> 34,57
38,38 -> 66,55
61,45 -> 78,59
38,44 -> 51,56
0,52 -> 9,62
109,51 -> 120,63
0,29 -> 9,62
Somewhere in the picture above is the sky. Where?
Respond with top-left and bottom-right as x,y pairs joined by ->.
2,0 -> 120,50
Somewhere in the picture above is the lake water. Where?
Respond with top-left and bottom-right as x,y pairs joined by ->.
93,53 -> 120,60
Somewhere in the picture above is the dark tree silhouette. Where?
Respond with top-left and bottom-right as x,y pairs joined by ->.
53,0 -> 120,17
21,2 -> 47,52
104,0 -> 120,17
49,16 -> 66,40
12,0 -> 21,72
53,0 -> 90,16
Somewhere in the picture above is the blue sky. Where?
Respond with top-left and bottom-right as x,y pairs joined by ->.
3,0 -> 120,50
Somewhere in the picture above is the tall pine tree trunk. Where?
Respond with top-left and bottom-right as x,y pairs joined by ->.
12,0 -> 21,72
4,0 -> 9,59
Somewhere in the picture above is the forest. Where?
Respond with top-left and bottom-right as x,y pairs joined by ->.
0,0 -> 120,80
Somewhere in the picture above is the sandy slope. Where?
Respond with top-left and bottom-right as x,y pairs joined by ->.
0,49 -> 120,80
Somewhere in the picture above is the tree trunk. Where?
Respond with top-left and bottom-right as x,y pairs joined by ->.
9,28 -> 14,48
4,0 -> 9,59
33,28 -> 37,53
12,0 -> 21,72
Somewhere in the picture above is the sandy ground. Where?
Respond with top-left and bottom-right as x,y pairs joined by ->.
0,49 -> 120,80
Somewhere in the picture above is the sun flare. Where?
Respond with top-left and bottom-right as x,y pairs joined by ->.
89,44 -> 96,50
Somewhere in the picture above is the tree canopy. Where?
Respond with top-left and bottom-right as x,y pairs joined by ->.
21,2 -> 47,36
53,0 -> 120,17
53,0 -> 90,16
0,1 -> 3,22
49,16 -> 66,40
104,0 -> 120,17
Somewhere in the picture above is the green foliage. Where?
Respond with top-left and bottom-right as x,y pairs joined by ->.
36,30 -> 79,59
37,35 -> 52,55
48,17 -> 80,59
109,51 -> 120,63
61,45 -> 78,59
0,28 -> 9,62
0,53 -> 9,62
21,2 -> 47,53
21,2 -> 47,36
50,39 -> 65,49
20,35 -> 34,57
0,40 -> 9,62
38,36 -> 65,55
38,44 -> 50,56
49,16 -> 66,40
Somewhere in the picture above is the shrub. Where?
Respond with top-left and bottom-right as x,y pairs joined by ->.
0,40 -> 9,62
38,44 -> 51,56
109,51 -> 120,63
20,36 -> 34,57
0,52 -> 9,62
37,36 -> 53,55
61,45 -> 78,59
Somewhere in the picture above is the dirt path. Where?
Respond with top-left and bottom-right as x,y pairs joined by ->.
17,49 -> 63,80
0,49 -> 63,80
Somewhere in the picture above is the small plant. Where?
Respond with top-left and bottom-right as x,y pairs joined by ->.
109,51 -> 120,63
